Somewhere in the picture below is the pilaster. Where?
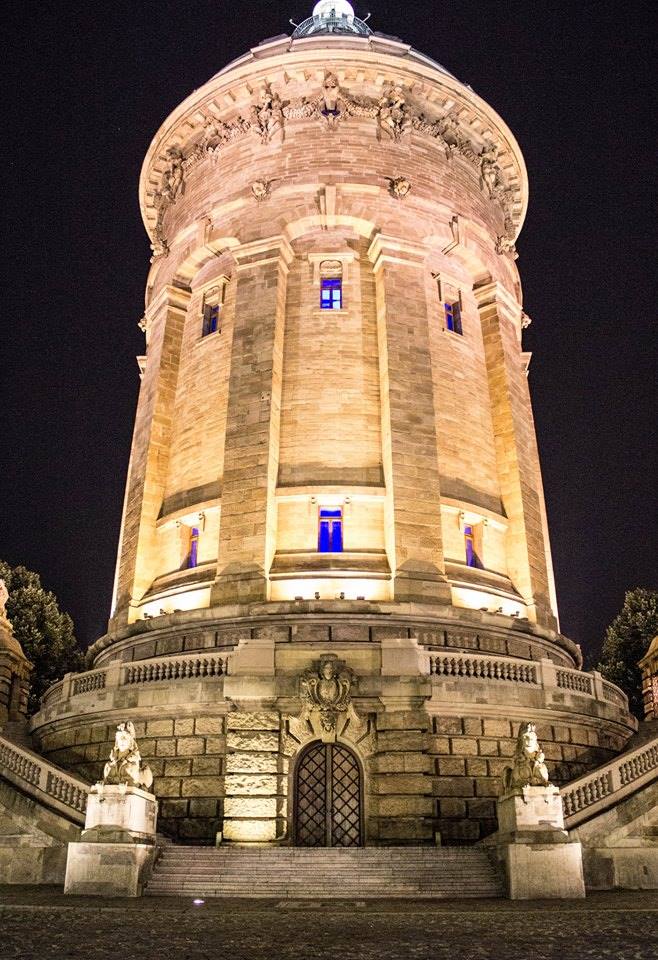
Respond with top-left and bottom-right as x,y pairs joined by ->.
212,237 -> 293,605
112,285 -> 191,626
475,281 -> 557,629
369,235 -> 450,604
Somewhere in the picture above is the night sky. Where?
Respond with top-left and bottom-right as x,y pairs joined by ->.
1,1 -> 655,661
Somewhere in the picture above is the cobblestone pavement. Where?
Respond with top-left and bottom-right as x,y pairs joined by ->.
1,888 -> 657,960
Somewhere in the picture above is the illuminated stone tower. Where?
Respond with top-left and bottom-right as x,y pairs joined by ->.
32,3 -> 635,845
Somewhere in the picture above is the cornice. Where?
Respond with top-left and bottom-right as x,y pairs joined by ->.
139,37 -> 528,252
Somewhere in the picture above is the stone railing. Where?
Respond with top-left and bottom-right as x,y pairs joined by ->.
427,652 -> 628,713
556,669 -> 593,696
40,682 -> 64,707
39,650 -> 232,709
563,736 -> 658,828
602,680 -> 627,708
123,652 -> 229,686
428,652 -> 538,684
72,671 -> 107,696
0,734 -> 88,824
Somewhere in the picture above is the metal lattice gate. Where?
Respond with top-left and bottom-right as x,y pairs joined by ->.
295,741 -> 363,847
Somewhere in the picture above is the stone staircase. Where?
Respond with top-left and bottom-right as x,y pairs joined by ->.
146,846 -> 504,899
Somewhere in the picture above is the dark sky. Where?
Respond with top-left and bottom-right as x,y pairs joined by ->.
1,1 -> 656,660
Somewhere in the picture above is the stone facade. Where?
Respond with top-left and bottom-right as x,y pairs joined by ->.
29,6 -> 637,845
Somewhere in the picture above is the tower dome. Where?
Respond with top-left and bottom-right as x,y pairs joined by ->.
293,0 -> 372,37
30,6 -> 635,849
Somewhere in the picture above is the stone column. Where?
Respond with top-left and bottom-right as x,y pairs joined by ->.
212,237 -> 292,606
475,281 -> 557,629
111,285 -> 191,627
368,235 -> 450,605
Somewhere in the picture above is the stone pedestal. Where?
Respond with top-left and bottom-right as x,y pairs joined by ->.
64,785 -> 158,897
496,786 -> 586,900
497,784 -> 564,834
84,784 -> 157,842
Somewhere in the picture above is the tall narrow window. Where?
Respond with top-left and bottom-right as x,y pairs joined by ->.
318,508 -> 343,552
321,277 -> 342,310
201,285 -> 225,337
464,524 -> 482,568
187,526 -> 200,568
445,299 -> 463,335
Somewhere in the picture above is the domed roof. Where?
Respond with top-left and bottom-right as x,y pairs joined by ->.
292,1 -> 372,38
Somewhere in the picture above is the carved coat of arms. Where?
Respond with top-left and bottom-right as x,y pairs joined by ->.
299,655 -> 355,741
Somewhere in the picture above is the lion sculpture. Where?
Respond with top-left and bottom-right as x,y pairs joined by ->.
502,721 -> 551,793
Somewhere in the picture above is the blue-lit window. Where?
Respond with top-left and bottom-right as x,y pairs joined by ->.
187,527 -> 200,569
464,525 -> 482,568
202,302 -> 221,337
445,300 -> 463,335
318,509 -> 343,552
321,277 -> 342,310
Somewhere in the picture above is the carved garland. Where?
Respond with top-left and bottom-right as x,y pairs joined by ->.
149,74 -> 518,260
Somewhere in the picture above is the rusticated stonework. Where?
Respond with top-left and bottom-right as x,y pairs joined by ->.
29,8 -> 637,846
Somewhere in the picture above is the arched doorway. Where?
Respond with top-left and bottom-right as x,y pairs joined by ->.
294,740 -> 363,847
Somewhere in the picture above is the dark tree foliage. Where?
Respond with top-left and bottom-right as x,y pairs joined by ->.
597,588 -> 658,720
0,560 -> 84,714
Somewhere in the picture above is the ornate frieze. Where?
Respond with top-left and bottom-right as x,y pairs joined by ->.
146,70 -> 519,252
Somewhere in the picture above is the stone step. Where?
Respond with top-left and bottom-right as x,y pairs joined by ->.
146,845 -> 503,899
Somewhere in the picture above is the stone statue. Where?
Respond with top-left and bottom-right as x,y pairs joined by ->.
250,84 -> 284,143
0,579 -> 8,619
300,655 -> 353,735
503,722 -> 551,793
377,84 -> 412,141
480,142 -> 501,196
389,176 -> 412,199
435,113 -> 463,156
101,721 -> 153,791
160,146 -> 185,203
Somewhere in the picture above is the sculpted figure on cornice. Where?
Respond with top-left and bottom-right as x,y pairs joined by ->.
285,72 -> 374,129
158,146 -> 185,203
250,83 -> 285,143
377,83 -> 413,141
480,142 -> 503,197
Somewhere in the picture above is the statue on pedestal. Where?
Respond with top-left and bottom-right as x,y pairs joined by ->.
503,721 -> 551,793
101,721 -> 153,791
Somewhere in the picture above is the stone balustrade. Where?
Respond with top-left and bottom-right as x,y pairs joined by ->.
556,669 -> 593,695
427,651 -> 627,711
602,680 -> 627,709
563,736 -> 658,828
428,652 -> 538,684
0,734 -> 88,824
123,653 -> 229,685
39,651 -> 233,708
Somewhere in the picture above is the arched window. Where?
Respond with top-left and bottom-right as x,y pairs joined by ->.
319,260 -> 343,310
201,282 -> 227,337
